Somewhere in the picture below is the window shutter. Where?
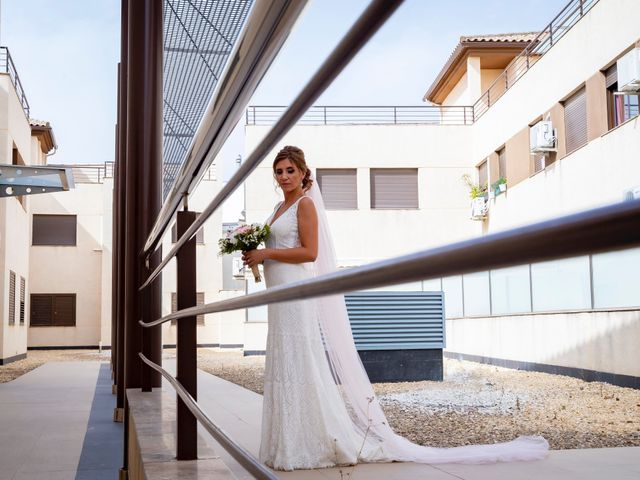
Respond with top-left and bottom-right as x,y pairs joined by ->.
317,169 -> 357,209
31,294 -> 53,326
564,87 -> 588,154
498,148 -> 507,179
370,169 -> 418,209
477,161 -> 488,188
605,63 -> 617,88
19,277 -> 25,325
8,271 -> 16,325
32,215 -> 77,246
53,295 -> 76,326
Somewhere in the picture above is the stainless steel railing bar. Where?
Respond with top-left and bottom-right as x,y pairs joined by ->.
138,353 -> 279,480
139,0 -> 405,291
139,198 -> 640,327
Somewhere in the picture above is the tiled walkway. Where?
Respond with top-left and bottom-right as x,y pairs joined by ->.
0,362 -> 122,480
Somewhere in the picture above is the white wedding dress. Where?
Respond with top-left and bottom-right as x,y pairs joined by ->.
259,190 -> 548,471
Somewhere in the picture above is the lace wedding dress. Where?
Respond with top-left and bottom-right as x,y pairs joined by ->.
259,189 -> 548,471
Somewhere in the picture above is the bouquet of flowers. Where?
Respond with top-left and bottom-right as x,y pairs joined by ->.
218,223 -> 270,282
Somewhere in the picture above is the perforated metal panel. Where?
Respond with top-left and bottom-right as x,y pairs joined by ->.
345,291 -> 445,350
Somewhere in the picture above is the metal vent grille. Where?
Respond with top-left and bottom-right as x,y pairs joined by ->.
162,0 -> 253,197
345,291 -> 445,350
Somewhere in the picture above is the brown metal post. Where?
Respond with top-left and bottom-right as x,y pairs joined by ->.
115,3 -> 128,421
176,209 -> 198,460
124,0 -> 163,391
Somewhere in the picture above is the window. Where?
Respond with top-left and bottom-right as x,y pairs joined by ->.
497,147 -> 507,180
30,294 -> 76,326
172,213 -> 204,244
8,271 -> 16,325
605,63 -> 640,129
564,87 -> 588,154
19,277 -> 25,325
531,257 -> 591,312
222,254 -> 245,290
592,247 -> 640,308
462,271 -> 491,316
477,161 -> 488,189
370,169 -> 418,209
317,169 -> 357,209
171,292 -> 205,325
32,215 -> 77,246
490,265 -> 531,315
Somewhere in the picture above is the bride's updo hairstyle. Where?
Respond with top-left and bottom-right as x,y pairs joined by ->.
273,145 -> 313,191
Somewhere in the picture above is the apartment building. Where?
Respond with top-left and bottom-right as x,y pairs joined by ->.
244,0 -> 640,386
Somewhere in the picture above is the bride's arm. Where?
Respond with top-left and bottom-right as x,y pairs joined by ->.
243,197 -> 318,267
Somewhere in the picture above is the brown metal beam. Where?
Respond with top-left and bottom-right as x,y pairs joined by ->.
176,209 -> 198,460
123,0 -> 163,392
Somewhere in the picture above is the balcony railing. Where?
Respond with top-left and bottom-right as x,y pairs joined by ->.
0,47 -> 30,118
246,105 -> 475,126
473,0 -> 600,120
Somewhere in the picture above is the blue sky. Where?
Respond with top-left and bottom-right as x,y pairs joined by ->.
3,0 -> 566,169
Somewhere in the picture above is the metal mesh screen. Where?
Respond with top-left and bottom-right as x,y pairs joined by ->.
163,0 -> 253,197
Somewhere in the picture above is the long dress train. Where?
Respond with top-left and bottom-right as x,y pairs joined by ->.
259,193 -> 548,471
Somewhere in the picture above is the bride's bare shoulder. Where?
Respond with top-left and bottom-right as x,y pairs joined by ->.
298,196 -> 317,216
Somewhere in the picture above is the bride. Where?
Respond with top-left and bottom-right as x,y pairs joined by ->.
242,146 -> 548,471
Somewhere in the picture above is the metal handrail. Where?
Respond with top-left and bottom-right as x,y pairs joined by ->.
142,0 -> 310,258
245,105 -> 475,125
473,0 -> 599,120
0,46 -> 30,118
139,0 -> 406,291
138,353 -> 279,480
140,198 -> 640,326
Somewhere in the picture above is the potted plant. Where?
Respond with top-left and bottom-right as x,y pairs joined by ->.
491,176 -> 508,196
461,174 -> 487,199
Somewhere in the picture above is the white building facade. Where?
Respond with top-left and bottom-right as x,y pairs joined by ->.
243,0 -> 640,386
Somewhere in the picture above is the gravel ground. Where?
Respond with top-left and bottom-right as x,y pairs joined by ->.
195,349 -> 640,450
3,348 -> 638,450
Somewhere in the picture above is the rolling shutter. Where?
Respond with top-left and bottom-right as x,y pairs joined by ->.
317,169 -> 357,209
604,63 -> 617,88
8,271 -> 15,325
498,148 -> 507,179
564,87 -> 588,154
370,169 -> 418,209
32,215 -> 77,246
19,277 -> 25,325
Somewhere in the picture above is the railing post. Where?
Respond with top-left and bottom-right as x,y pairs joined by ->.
323,106 -> 327,124
393,107 -> 397,124
580,0 -> 584,16
176,209 -> 198,460
549,24 -> 553,46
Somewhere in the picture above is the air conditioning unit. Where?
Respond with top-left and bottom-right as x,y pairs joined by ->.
470,197 -> 487,220
617,48 -> 640,92
530,121 -> 556,153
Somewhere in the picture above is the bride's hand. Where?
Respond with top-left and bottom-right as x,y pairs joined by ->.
242,249 -> 268,267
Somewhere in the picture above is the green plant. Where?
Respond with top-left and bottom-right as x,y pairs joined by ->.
461,174 -> 487,199
491,176 -> 508,196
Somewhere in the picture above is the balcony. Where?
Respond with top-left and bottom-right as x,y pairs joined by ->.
0,46 -> 30,118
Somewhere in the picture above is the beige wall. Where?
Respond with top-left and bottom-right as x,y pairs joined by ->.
446,310 -> 640,377
0,74 -> 38,361
160,173 -> 245,348
28,183 -> 110,347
